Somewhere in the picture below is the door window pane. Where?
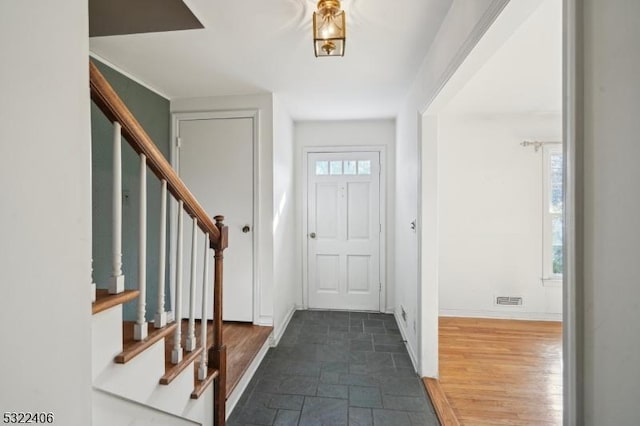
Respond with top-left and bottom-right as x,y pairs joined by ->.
343,160 -> 357,175
315,161 -> 329,175
330,161 -> 343,175
357,160 -> 371,175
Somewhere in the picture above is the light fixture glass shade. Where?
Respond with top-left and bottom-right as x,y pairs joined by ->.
313,9 -> 346,57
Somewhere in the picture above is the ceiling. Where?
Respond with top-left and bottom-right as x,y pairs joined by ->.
89,0 -> 453,120
443,0 -> 562,115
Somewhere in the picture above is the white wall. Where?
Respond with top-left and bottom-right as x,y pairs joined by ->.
438,113 -> 562,319
395,0 -> 509,376
581,0 -> 640,423
0,1 -> 93,424
93,389 -> 201,426
272,96 -> 297,343
294,119 -> 396,312
171,94 -> 275,326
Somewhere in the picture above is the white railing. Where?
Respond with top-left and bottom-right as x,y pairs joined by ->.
109,122 -> 124,294
198,233 -> 210,380
155,180 -> 168,329
134,154 -> 148,340
172,201 -> 184,362
186,218 -> 198,352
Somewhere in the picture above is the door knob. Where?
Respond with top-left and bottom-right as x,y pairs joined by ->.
242,225 -> 251,233
309,232 -> 316,239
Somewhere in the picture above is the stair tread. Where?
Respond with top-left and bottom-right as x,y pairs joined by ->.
93,289 -> 139,315
191,362 -> 219,399
160,320 -> 209,385
115,321 -> 177,364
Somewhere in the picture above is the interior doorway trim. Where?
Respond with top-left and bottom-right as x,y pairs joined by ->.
415,0 -> 580,424
169,109 -> 260,323
563,0 -> 582,423
301,145 -> 387,313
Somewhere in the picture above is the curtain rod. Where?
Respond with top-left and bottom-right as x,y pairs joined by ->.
521,140 -> 562,152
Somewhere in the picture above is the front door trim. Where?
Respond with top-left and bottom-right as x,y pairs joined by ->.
302,145 -> 387,312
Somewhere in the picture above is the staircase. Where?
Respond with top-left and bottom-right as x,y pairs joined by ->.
89,61 -> 228,426
92,301 -> 219,424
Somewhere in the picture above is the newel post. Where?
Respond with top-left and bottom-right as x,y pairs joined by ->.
210,215 -> 228,426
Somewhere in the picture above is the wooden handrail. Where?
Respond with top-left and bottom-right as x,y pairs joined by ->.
89,60 -> 220,244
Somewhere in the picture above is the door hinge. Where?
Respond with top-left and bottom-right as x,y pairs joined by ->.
379,283 -> 382,292
379,224 -> 382,233
176,137 -> 182,148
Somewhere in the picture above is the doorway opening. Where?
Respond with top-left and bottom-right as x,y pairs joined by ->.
418,0 -> 565,423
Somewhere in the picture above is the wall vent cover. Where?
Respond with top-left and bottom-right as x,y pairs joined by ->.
496,296 -> 523,306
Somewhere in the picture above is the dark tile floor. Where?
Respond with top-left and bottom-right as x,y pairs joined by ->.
227,310 -> 439,426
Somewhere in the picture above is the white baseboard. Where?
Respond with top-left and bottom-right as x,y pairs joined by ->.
225,334 -> 271,419
439,309 -> 562,322
394,310 -> 419,373
254,315 -> 273,327
271,306 -> 297,347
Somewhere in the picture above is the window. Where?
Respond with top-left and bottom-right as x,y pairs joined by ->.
315,160 -> 373,176
357,160 -> 371,175
315,161 -> 329,175
543,147 -> 563,284
343,160 -> 357,175
329,160 -> 343,175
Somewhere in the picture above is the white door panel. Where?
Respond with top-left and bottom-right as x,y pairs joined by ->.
347,182 -> 372,239
178,117 -> 254,322
307,152 -> 381,311
316,183 -> 340,239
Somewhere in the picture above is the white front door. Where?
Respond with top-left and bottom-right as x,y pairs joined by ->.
177,116 -> 254,322
307,152 -> 381,311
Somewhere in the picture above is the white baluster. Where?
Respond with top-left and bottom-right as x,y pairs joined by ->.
198,233 -> 210,380
91,258 -> 96,303
109,122 -> 125,294
171,201 -> 184,364
134,155 -> 148,341
186,218 -> 198,352
155,180 -> 168,328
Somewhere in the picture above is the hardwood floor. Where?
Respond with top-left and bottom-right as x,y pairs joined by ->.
438,317 -> 562,426
223,322 -> 273,397
423,377 -> 461,426
156,320 -> 272,397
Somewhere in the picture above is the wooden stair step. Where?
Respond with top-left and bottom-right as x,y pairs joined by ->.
423,377 -> 460,426
191,362 -> 219,400
160,347 -> 203,385
224,323 -> 273,397
160,320 -> 210,385
92,289 -> 139,315
115,321 -> 177,364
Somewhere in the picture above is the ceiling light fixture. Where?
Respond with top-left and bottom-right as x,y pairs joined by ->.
313,0 -> 346,57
